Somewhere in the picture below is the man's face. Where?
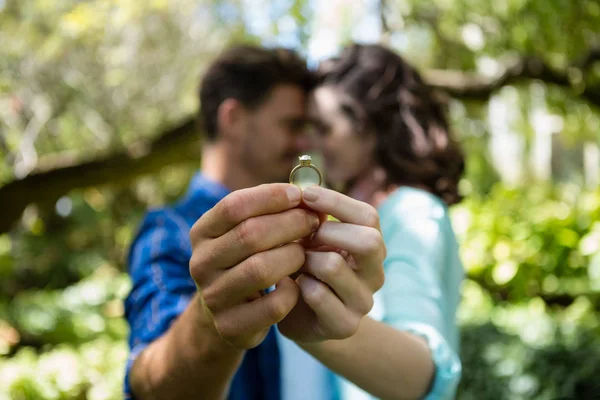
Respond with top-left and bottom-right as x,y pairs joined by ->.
241,84 -> 312,183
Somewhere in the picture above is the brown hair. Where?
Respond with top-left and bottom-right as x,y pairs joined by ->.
199,44 -> 315,140
318,44 -> 465,205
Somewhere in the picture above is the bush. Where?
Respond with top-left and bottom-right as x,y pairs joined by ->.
452,183 -> 600,303
457,282 -> 600,400
0,337 -> 127,400
454,182 -> 600,399
0,182 -> 599,399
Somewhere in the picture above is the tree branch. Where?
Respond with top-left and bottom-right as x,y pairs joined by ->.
0,117 -> 200,234
466,274 -> 600,309
377,0 -> 600,107
2,49 -> 600,236
577,46 -> 600,70
424,55 -> 600,107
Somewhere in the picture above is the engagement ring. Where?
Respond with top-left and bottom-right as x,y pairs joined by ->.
289,155 -> 322,187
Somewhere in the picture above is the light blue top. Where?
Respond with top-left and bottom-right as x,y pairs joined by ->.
336,186 -> 464,400
279,186 -> 464,400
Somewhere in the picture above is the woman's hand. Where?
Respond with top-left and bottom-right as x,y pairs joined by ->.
278,185 -> 386,342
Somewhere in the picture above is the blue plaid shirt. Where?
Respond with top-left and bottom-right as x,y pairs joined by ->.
124,172 -> 281,400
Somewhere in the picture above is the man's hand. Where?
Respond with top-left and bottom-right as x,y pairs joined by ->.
189,183 -> 320,349
278,185 -> 386,342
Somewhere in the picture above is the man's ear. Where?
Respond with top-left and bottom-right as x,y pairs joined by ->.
217,98 -> 246,140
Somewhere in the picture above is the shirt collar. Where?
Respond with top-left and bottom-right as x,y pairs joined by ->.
185,171 -> 231,205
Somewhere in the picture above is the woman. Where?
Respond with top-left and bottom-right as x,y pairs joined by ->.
307,43 -> 465,400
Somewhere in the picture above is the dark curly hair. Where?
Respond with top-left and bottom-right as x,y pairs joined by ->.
318,44 -> 465,205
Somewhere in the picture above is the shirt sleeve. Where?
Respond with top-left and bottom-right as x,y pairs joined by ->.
123,209 -> 197,399
380,210 -> 462,400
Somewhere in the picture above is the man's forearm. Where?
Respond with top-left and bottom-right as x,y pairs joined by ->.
298,317 -> 434,400
130,294 -> 244,400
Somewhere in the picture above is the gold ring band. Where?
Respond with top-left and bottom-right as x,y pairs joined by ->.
289,155 -> 322,186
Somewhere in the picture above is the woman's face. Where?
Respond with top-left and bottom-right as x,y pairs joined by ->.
307,85 -> 376,189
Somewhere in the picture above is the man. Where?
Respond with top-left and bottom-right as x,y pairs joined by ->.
124,44 -> 385,400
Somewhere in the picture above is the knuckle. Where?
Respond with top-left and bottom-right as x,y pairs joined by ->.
221,193 -> 245,224
200,285 -> 220,312
264,297 -> 289,323
260,183 -> 285,200
374,269 -> 386,291
348,313 -> 362,334
330,192 -> 341,209
258,184 -> 292,210
244,254 -> 271,287
289,208 -> 313,234
320,252 -> 345,280
189,251 -> 208,282
189,216 -> 211,244
346,313 -> 362,334
363,205 -> 380,228
303,281 -> 327,306
334,315 -> 360,339
363,228 -> 384,255
189,221 -> 201,243
358,294 -> 375,315
236,218 -> 261,249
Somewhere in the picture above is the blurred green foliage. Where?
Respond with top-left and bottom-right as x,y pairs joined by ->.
1,0 -> 600,399
1,180 -> 598,399
0,338 -> 127,400
454,185 -> 600,400
454,184 -> 600,300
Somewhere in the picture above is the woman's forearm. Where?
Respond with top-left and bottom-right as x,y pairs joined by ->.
298,317 -> 435,400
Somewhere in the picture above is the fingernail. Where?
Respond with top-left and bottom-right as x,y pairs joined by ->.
308,212 -> 320,232
287,185 -> 301,203
298,274 -> 318,293
302,186 -> 319,202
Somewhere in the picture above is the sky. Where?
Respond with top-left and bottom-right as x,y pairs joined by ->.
239,0 -> 383,65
